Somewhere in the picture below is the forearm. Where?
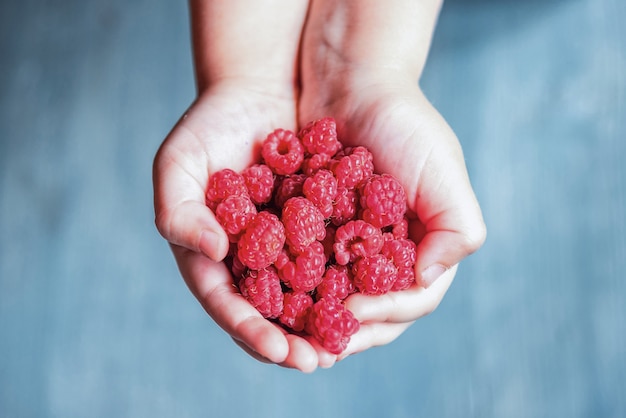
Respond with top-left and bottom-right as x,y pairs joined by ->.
189,0 -> 309,94
302,0 -> 442,83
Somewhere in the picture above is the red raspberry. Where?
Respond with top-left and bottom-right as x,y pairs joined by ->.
206,168 -> 248,210
303,169 -> 338,218
392,267 -> 416,291
330,146 -> 374,189
331,186 -> 359,226
281,197 -> 326,253
306,297 -> 360,355
280,291 -> 314,332
359,174 -> 407,228
352,254 -> 398,295
242,164 -> 274,205
230,247 -> 247,280
215,194 -> 257,242
298,117 -> 341,157
381,238 -> 417,291
390,217 -> 409,240
316,265 -> 356,301
273,174 -> 306,208
261,129 -> 304,175
239,267 -> 283,319
301,153 -> 331,176
277,241 -> 326,293
237,211 -> 285,270
333,220 -> 384,265
381,238 -> 417,269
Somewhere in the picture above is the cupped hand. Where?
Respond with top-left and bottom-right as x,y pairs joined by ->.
153,82 -> 335,372
299,73 -> 487,359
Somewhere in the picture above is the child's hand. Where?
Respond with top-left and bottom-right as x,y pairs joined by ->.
153,84 -> 334,372
298,0 -> 486,359
300,77 -> 486,359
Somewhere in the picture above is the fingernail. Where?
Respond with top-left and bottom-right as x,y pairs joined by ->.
421,264 -> 447,288
199,229 -> 223,261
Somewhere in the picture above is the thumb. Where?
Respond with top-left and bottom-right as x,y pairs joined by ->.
412,155 -> 486,288
153,140 -> 229,262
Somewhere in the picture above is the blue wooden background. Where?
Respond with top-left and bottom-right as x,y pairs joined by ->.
1,0 -> 624,416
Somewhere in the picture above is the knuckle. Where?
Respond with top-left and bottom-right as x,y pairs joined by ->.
461,219 -> 487,254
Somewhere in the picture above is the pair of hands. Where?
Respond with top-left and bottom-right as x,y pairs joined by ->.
153,0 -> 486,372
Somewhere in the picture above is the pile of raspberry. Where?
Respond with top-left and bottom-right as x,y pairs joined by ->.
206,118 -> 417,355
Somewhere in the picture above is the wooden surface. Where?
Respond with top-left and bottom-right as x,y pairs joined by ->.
1,0 -> 624,416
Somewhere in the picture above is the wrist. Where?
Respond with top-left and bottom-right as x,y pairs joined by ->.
302,0 -> 442,82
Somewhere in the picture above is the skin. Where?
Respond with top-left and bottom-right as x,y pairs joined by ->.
153,0 -> 486,372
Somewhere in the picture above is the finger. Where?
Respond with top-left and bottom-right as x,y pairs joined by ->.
153,126 -> 229,262
345,265 -> 457,324
232,338 -> 274,364
233,331 -> 319,373
172,244 -> 289,364
411,104 -> 486,287
338,321 -> 414,361
279,333 -> 319,373
303,335 -> 338,369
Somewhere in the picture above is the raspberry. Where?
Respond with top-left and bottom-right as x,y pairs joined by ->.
333,220 -> 384,265
298,117 -> 341,157
261,129 -> 304,175
239,267 -> 283,319
206,168 -> 248,210
316,265 -> 356,301
389,217 -> 409,240
273,174 -> 306,208
280,291 -> 314,332
331,186 -> 359,226
230,247 -> 247,280
381,238 -> 417,269
215,195 -> 257,242
359,174 -> 407,228
237,211 -> 286,270
277,241 -> 326,292
306,297 -> 360,355
382,238 -> 417,291
392,267 -> 416,291
281,197 -> 326,253
352,254 -> 398,295
303,169 -> 338,218
301,152 -> 331,176
242,164 -> 274,205
330,146 -> 374,189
